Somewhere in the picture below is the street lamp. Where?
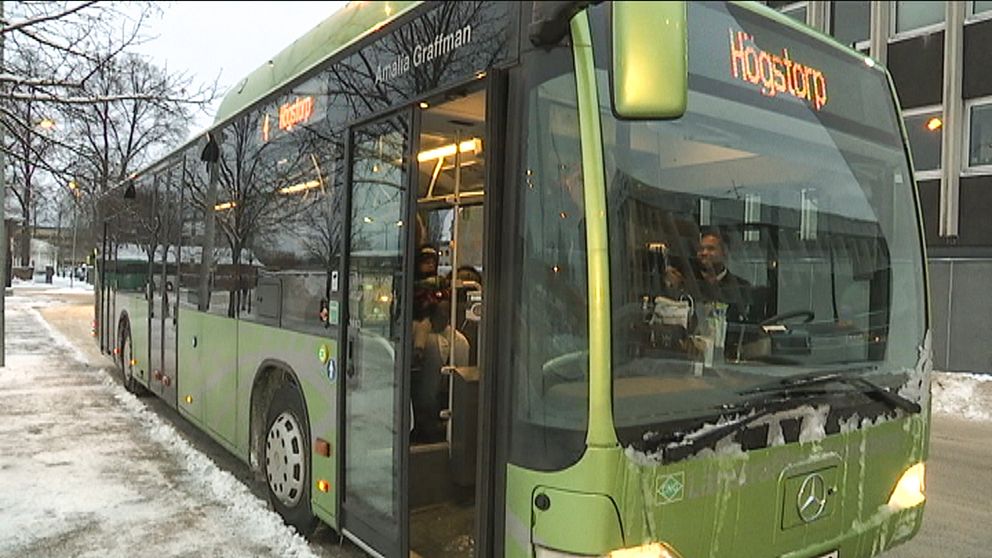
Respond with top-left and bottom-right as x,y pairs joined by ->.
37,118 -> 56,130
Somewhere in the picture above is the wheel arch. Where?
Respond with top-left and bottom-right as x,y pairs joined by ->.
249,359 -> 310,473
117,310 -> 130,339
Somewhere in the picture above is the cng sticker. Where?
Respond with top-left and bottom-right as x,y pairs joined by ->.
318,344 -> 330,363
656,472 -> 685,505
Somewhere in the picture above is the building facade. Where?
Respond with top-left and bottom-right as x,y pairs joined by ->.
768,1 -> 992,372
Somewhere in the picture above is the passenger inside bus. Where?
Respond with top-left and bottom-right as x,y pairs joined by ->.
627,223 -> 771,367
695,228 -> 752,323
411,245 -> 445,442
450,265 -> 482,366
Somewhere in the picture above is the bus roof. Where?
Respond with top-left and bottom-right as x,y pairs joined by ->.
212,1 -> 420,126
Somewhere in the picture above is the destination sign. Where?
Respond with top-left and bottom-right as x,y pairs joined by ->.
728,29 -> 828,111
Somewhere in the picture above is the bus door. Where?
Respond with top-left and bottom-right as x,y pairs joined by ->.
160,164 -> 183,409
150,165 -> 181,408
148,173 -> 165,398
341,111 -> 413,557
408,84 -> 493,557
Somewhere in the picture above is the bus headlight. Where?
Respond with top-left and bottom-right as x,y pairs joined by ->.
887,462 -> 926,509
534,542 -> 683,558
534,547 -> 586,558
607,542 -> 683,558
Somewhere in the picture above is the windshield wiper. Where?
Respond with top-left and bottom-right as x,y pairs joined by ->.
640,390 -> 830,462
639,368 -> 921,462
740,367 -> 921,414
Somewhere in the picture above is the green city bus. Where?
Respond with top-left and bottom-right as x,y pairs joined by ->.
95,2 -> 931,557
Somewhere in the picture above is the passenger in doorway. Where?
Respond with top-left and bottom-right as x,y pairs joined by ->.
414,245 -> 450,301
695,228 -> 751,323
428,300 -> 469,370
450,265 -> 483,365
454,265 -> 482,287
416,245 -> 439,279
412,299 -> 469,443
413,245 -> 448,363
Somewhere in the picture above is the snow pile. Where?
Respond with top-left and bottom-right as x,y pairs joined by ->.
105,377 -> 319,558
931,371 -> 992,422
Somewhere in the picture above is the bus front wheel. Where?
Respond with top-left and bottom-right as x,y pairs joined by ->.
263,383 -> 319,536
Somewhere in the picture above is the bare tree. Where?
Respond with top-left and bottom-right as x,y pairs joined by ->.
1,2 -> 219,268
2,2 -> 162,107
59,51 -> 213,208
6,93 -> 55,265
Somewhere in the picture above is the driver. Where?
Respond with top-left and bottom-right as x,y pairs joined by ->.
695,228 -> 752,324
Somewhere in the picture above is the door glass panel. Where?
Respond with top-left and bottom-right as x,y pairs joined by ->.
410,88 -> 487,558
345,115 -> 409,537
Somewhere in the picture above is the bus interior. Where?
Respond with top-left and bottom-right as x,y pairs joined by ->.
409,87 -> 487,557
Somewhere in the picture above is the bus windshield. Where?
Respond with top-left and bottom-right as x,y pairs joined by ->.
592,2 -> 927,453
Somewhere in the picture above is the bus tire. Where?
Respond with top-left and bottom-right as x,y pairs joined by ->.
263,382 -> 319,536
119,324 -> 147,396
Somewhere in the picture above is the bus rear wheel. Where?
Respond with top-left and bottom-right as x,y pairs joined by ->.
263,383 -> 319,536
119,326 -> 146,396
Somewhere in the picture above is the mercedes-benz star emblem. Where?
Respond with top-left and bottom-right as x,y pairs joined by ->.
797,473 -> 828,523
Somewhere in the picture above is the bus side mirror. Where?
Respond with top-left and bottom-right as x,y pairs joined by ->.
612,1 -> 687,120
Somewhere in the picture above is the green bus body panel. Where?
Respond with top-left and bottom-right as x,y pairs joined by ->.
175,310 -> 340,525
533,488 -> 624,553
234,320 -> 339,524
177,309 -> 240,451
506,415 -> 927,557
571,5 -> 616,449
213,0 -> 421,125
117,292 -> 151,389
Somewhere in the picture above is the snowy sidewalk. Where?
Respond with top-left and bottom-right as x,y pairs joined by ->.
0,293 -> 334,558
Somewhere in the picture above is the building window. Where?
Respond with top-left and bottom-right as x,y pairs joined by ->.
903,108 -> 943,176
967,101 -> 992,171
831,1 -> 870,49
778,2 -> 806,25
972,1 -> 992,17
894,1 -> 945,35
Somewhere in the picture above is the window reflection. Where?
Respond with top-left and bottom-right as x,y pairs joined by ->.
507,48 -> 589,471
200,91 -> 343,334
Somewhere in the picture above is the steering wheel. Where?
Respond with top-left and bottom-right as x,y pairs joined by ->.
760,309 -> 814,326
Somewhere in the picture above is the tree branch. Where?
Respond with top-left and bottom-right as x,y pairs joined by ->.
0,2 -> 98,35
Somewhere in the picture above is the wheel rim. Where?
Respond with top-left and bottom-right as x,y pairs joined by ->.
265,410 -> 306,507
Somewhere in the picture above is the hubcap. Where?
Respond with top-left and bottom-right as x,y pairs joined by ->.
265,410 -> 306,506
122,337 -> 133,382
